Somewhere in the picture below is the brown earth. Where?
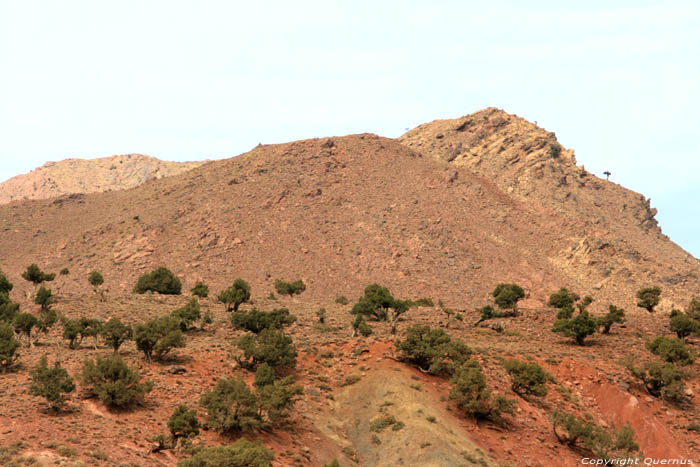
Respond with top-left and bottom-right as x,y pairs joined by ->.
1,108 -> 699,466
0,154 -> 204,204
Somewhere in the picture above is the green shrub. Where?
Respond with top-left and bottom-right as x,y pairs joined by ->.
236,328 -> 297,370
449,360 -> 515,422
636,286 -> 661,312
177,438 -> 273,467
548,288 -> 580,309
492,283 -> 525,311
218,279 -> 251,312
231,308 -> 296,334
29,355 -> 75,411
0,270 -> 12,294
168,404 -> 200,441
38,308 -> 58,334
88,271 -> 105,300
549,143 -> 562,158
352,314 -> 373,337
335,296 -> 348,305
395,324 -> 471,375
62,317 -> 103,349
686,297 -> 700,320
199,377 -> 262,433
629,361 -> 689,403
550,410 -> 610,455
370,414 -> 397,432
101,318 -> 132,352
556,306 -> 574,320
13,312 -> 38,345
350,284 -> 410,333
274,279 -> 306,297
503,359 -> 553,397
34,287 -> 53,312
669,310 -> 700,339
474,305 -> 509,325
133,315 -> 185,361
21,264 -> 55,286
646,337 -> 695,365
133,267 -> 182,295
0,322 -> 20,372
0,292 -> 19,323
256,374 -> 302,422
599,305 -> 625,334
190,282 -> 209,298
171,299 -> 202,331
552,311 -> 598,345
80,354 -> 153,409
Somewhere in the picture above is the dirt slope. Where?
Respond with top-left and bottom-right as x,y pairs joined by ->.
0,154 -> 204,204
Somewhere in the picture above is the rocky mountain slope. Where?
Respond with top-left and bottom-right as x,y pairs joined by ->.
0,154 -> 204,204
1,109 -> 699,466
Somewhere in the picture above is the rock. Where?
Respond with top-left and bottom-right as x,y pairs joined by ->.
168,366 -> 187,375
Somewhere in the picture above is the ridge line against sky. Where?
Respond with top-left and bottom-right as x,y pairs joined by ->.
1,1 -> 698,257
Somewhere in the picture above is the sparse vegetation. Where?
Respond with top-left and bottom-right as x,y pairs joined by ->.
646,336 -> 695,365
178,438 -> 274,467
218,279 -> 251,312
133,267 -> 182,295
549,142 -> 562,158
598,305 -> 625,334
274,279 -> 306,298
29,355 -> 75,411
335,296 -> 348,305
449,360 -> 515,422
171,298 -> 202,331
352,314 -> 373,337
231,308 -> 296,334
316,307 -> 327,323
190,281 -> 209,298
550,410 -> 638,457
80,354 -> 153,409
503,359 -> 553,397
395,324 -> 472,375
133,315 -> 185,361
636,286 -> 661,313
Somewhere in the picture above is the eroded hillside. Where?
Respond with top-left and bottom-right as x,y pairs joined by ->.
0,154 -> 205,204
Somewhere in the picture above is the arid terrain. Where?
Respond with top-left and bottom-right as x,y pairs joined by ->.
0,154 -> 204,204
0,109 -> 698,466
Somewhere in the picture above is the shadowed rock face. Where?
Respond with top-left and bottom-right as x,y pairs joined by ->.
0,154 -> 205,204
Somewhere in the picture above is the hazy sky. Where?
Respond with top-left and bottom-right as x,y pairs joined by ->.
1,1 -> 698,257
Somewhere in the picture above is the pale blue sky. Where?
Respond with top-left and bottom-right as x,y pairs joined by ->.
1,1 -> 698,257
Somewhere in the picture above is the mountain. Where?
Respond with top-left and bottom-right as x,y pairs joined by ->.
0,154 -> 204,204
0,110 -> 698,465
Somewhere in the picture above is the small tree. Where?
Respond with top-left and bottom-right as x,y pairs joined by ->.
351,284 -> 410,333
13,312 -> 38,346
101,318 -> 133,352
549,143 -> 562,158
34,286 -> 54,312
598,305 -> 625,334
168,404 -> 200,442
81,354 -> 153,409
274,279 -> 306,298
256,374 -> 302,422
351,314 -> 373,337
636,286 -> 661,313
231,308 -> 296,334
646,337 -> 695,366
21,264 -> 55,289
218,279 -> 251,312
133,267 -> 182,295
62,318 -> 84,349
492,283 -> 525,313
0,269 -> 13,294
669,310 -> 700,340
550,410 -> 611,456
552,311 -> 598,345
503,359 -> 553,397
191,282 -> 209,298
316,308 -> 326,324
178,438 -> 274,467
627,360 -> 689,403
0,322 -> 20,372
0,292 -> 20,323
449,360 -> 515,422
438,300 -> 462,329
199,377 -> 262,433
548,288 -> 580,309
235,328 -> 297,370
88,271 -> 105,301
395,324 -> 471,375
171,299 -> 202,331
686,297 -> 700,321
29,355 -> 75,411
134,315 -> 185,361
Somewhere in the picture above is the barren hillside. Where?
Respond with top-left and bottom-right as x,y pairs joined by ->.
0,154 -> 205,204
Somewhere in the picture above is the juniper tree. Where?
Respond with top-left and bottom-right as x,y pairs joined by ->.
81,354 -> 153,409
449,360 -> 515,422
101,318 -> 133,352
199,377 -> 262,433
171,299 -> 202,331
133,267 -> 182,295
274,279 -> 306,298
669,310 -> 700,340
598,305 -> 625,334
492,283 -> 525,313
218,279 -> 251,312
0,322 -> 20,372
134,315 -> 185,361
0,269 -> 13,294
395,324 -> 472,376
190,282 -> 209,299
178,439 -> 274,467
235,328 -> 297,370
13,312 -> 39,346
34,286 -> 54,312
636,286 -> 661,313
88,271 -> 105,301
168,404 -> 200,442
503,359 -> 553,397
552,311 -> 598,345
21,264 -> 55,289
29,355 -> 75,412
